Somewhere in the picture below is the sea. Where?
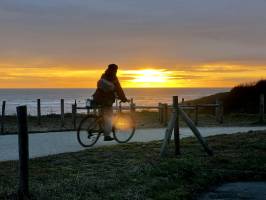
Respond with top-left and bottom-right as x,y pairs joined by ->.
0,88 -> 229,115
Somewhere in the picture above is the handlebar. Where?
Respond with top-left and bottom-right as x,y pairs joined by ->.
119,99 -> 130,105
117,99 -> 132,112
118,99 -> 131,109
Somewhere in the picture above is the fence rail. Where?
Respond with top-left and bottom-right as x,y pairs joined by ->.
0,94 -> 265,134
75,101 -> 224,127
1,101 -> 6,134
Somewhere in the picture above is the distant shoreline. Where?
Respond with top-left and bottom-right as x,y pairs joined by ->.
0,87 -> 230,90
0,88 -> 230,115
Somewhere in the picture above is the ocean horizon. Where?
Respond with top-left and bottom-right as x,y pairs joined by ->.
0,88 -> 230,115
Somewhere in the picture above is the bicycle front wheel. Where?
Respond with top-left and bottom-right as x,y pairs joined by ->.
112,113 -> 135,143
77,115 -> 102,147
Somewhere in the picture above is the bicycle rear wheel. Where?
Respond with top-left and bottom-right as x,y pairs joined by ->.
77,115 -> 102,147
112,113 -> 135,143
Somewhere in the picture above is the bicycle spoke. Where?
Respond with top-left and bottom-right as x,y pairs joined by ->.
77,116 -> 101,147
113,113 -> 135,143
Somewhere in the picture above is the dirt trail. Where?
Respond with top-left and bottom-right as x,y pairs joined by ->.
0,126 -> 266,161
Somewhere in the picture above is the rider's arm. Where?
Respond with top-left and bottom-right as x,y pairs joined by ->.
114,77 -> 127,102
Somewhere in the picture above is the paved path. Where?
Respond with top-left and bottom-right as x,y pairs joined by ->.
0,126 -> 266,161
199,182 -> 266,200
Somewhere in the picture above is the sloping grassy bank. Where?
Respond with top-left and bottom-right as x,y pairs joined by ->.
0,131 -> 266,200
188,80 -> 266,114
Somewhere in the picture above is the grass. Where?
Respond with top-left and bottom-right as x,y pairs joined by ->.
0,131 -> 266,199
188,79 -> 266,114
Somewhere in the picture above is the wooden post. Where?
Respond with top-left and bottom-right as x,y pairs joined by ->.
17,106 -> 29,198
163,103 -> 168,126
215,99 -> 219,121
72,103 -> 77,129
130,98 -> 135,113
37,99 -> 41,125
1,101 -> 6,134
219,102 -> 224,124
115,99 -> 118,113
160,103 -> 163,123
61,99 -> 64,127
259,94 -> 265,123
179,107 -> 213,156
173,96 -> 180,155
160,111 -> 177,157
158,103 -> 161,122
195,105 -> 199,126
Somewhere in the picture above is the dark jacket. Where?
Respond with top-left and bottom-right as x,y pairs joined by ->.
93,74 -> 127,106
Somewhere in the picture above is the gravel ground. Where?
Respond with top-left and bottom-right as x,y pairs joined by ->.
1,126 -> 266,161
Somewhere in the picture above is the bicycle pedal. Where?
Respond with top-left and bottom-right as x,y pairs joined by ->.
99,129 -> 104,133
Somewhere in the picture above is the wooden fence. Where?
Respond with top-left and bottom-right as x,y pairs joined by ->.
17,105 -> 29,198
0,94 -> 265,134
160,96 -> 213,157
74,99 -> 224,127
1,100 -> 6,134
157,103 -> 224,126
11,98 -> 214,197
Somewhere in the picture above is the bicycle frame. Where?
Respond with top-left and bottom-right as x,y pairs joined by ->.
77,99 -> 135,147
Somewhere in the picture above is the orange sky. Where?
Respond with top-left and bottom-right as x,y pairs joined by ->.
1,1 -> 266,88
1,64 -> 265,88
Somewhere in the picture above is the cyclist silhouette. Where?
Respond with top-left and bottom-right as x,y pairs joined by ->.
93,64 -> 129,141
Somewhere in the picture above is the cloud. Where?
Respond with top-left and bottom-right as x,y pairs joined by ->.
0,0 -> 266,87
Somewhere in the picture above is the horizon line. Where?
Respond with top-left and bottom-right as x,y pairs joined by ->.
0,87 -> 231,89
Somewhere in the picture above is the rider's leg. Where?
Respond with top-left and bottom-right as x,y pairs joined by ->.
102,106 -> 113,137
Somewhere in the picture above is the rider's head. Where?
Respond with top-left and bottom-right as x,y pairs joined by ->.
104,64 -> 118,81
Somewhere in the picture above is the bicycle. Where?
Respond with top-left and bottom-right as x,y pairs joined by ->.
77,99 -> 136,147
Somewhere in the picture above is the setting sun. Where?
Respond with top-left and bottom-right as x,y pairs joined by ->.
119,69 -> 185,88
131,69 -> 168,83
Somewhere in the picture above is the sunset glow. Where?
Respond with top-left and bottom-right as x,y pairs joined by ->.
0,65 -> 265,88
130,69 -> 169,83
118,69 -> 182,88
1,1 -> 266,88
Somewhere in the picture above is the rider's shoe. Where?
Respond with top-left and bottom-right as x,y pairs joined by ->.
104,136 -> 114,141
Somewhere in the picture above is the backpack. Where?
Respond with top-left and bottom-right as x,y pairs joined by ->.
97,78 -> 115,92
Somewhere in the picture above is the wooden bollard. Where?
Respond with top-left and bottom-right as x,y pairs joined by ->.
17,106 -> 29,198
195,105 -> 199,126
158,103 -> 160,121
130,98 -> 135,113
259,94 -> 265,123
173,96 -> 180,155
115,99 -> 118,113
37,99 -> 41,125
158,103 -> 162,123
61,99 -> 64,127
215,99 -> 219,121
160,110 -> 177,157
219,102 -> 224,124
1,101 -> 6,134
72,103 -> 77,129
179,107 -> 213,156
163,103 -> 168,126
